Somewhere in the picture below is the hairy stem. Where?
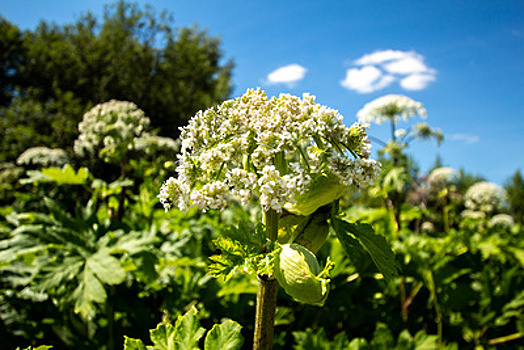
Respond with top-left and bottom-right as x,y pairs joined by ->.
253,209 -> 279,350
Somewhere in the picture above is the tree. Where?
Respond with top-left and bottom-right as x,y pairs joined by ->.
505,169 -> 524,224
0,17 -> 24,106
0,1 -> 234,163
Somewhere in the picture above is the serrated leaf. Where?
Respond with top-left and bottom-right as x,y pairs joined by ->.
332,217 -> 399,282
208,237 -> 250,281
150,318 -> 177,350
173,306 -> 206,350
222,222 -> 266,251
123,336 -> 148,350
74,265 -> 107,319
87,249 -> 126,285
204,318 -> 244,350
331,218 -> 370,270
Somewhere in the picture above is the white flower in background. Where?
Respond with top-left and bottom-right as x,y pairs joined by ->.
74,100 -> 151,162
488,214 -> 514,229
357,94 -> 426,125
421,221 -> 436,233
134,135 -> 181,154
394,128 -> 408,139
464,181 -> 507,214
16,147 -> 69,167
461,209 -> 486,220
159,88 -> 380,213
428,167 -> 458,186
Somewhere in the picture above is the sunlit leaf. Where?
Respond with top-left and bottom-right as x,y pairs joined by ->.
87,249 -> 126,285
204,318 -> 244,350
332,217 -> 399,282
173,306 -> 206,350
123,336 -> 148,350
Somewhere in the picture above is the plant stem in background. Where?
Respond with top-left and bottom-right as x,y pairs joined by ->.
253,209 -> 279,350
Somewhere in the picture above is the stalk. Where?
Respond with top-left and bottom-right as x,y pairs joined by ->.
253,209 -> 279,350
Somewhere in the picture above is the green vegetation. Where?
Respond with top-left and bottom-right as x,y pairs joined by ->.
1,2 -> 524,350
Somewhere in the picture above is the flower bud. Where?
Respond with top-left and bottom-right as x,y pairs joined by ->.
274,243 -> 332,307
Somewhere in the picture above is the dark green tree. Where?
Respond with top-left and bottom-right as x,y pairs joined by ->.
0,17 -> 24,106
505,169 -> 524,224
0,1 -> 233,162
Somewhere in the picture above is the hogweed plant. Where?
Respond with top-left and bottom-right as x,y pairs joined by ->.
159,88 -> 399,350
357,94 -> 443,232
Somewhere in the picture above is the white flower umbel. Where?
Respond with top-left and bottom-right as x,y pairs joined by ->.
488,214 -> 514,228
357,94 -> 427,125
464,181 -> 507,214
428,167 -> 458,186
16,147 -> 69,167
159,88 -> 380,213
74,100 -> 151,162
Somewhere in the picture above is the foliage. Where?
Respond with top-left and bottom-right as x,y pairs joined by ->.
505,169 -> 524,224
124,306 -> 244,350
0,1 -> 233,164
1,17 -> 524,348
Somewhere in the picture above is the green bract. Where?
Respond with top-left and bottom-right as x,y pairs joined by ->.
274,243 -> 332,307
284,172 -> 345,216
278,207 -> 330,253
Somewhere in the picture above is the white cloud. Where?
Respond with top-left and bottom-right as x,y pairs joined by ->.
383,56 -> 430,75
354,49 -> 409,66
449,133 -> 480,144
341,49 -> 436,94
341,66 -> 395,93
400,73 -> 436,90
267,64 -> 307,86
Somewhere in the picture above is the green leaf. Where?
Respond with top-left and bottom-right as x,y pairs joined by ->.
148,307 -> 206,350
87,249 -> 126,285
348,338 -> 370,350
173,305 -> 206,350
509,246 -> 524,267
208,237 -> 249,281
74,264 -> 107,319
204,318 -> 244,350
41,165 -> 89,185
332,217 -> 399,282
123,336 -> 148,350
150,318 -> 177,350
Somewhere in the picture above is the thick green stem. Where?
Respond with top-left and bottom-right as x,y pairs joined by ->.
253,209 -> 279,350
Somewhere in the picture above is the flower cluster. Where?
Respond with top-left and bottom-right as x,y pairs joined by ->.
134,135 -> 181,155
488,214 -> 515,229
464,181 -> 507,214
16,147 -> 69,167
357,94 -> 427,125
74,100 -> 151,162
159,88 -> 380,213
428,167 -> 458,187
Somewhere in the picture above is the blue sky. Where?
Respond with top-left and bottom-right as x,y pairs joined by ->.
2,0 -> 523,185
